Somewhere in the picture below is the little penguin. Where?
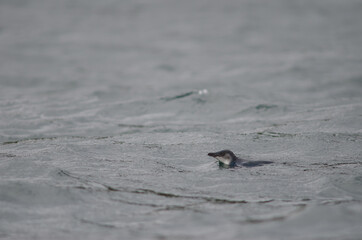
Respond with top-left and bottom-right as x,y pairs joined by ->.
208,150 -> 273,168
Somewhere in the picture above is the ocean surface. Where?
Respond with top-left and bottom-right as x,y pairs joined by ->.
1,0 -> 362,239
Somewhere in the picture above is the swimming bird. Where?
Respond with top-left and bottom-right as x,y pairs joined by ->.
208,150 -> 273,168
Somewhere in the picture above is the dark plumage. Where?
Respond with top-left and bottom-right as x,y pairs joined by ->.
208,150 -> 273,168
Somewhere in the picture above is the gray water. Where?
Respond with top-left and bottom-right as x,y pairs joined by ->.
1,0 -> 362,239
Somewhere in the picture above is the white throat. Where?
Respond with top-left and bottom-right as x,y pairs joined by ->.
216,156 -> 232,165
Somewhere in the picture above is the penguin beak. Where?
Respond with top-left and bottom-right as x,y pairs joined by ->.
208,152 -> 217,157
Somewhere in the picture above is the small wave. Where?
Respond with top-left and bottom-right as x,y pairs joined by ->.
79,218 -> 116,229
57,169 -> 272,206
256,131 -> 297,138
132,187 -> 272,205
160,89 -> 208,102
161,91 -> 195,101
57,169 -> 118,192
1,136 -> 88,145
0,152 -> 16,158
255,104 -> 278,110
239,204 -> 306,224
117,123 -> 145,128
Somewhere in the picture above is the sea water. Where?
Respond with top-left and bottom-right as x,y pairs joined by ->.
0,0 -> 362,239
